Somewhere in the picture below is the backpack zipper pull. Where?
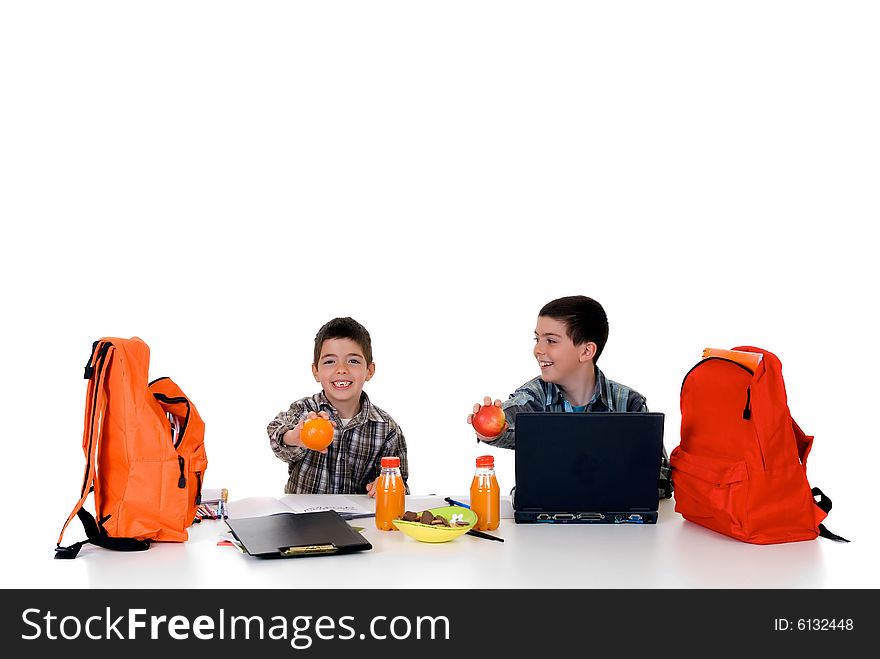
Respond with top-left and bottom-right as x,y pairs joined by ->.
743,387 -> 752,420
177,456 -> 186,488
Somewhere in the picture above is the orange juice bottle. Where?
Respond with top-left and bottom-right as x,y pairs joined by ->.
375,456 -> 405,531
470,455 -> 500,531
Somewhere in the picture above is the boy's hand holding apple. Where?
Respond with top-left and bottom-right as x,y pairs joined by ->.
467,396 -> 507,441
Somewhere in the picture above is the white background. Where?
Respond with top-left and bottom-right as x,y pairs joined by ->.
1,1 -> 877,586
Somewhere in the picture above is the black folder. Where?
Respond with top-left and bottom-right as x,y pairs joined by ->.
225,510 -> 372,558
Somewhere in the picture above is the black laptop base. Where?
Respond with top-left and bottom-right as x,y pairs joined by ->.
514,510 -> 658,524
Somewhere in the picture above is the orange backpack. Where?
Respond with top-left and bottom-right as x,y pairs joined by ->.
670,346 -> 846,544
56,337 -> 208,558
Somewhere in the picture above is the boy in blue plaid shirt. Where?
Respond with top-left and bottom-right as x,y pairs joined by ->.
467,295 -> 671,498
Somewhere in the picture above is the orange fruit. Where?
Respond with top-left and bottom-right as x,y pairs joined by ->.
301,417 -> 334,450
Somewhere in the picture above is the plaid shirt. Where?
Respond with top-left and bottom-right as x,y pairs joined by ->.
486,368 -> 672,498
268,391 -> 409,495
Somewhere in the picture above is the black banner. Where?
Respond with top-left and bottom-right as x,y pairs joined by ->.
3,589 -> 874,657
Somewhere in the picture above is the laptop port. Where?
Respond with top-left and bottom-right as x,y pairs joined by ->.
537,514 -> 551,520
552,513 -> 576,521
628,514 -> 643,522
577,512 -> 605,520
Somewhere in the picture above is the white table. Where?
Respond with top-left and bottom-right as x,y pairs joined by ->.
26,495 -> 870,590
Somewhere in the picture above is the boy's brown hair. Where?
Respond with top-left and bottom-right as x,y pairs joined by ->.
539,295 -> 609,362
313,317 -> 373,366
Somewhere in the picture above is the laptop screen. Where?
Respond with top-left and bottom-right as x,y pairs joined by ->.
513,412 -> 665,513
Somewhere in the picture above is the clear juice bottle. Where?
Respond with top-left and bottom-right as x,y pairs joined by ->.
375,456 -> 405,531
470,455 -> 500,531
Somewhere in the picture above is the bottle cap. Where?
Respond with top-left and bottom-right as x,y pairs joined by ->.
476,455 -> 494,468
381,456 -> 400,468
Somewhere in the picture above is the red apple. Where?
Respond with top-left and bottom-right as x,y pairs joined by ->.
472,404 -> 507,438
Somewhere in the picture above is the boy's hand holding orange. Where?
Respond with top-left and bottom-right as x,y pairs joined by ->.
283,411 -> 335,453
467,396 -> 507,441
300,415 -> 335,451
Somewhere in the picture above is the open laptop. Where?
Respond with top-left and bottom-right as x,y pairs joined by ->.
513,412 -> 665,524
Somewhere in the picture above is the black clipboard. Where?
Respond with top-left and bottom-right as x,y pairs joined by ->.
225,511 -> 372,558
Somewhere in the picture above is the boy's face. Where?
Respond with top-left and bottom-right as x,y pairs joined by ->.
533,316 -> 596,386
312,337 -> 375,411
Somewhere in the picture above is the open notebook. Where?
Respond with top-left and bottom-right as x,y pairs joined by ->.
226,494 -> 375,521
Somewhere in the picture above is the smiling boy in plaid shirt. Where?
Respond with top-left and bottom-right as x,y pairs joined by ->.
268,317 -> 409,496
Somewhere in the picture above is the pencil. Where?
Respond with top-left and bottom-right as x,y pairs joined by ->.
444,497 -> 470,509
219,487 -> 228,519
466,529 -> 504,542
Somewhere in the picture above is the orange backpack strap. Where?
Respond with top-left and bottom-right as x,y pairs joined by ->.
790,421 -> 849,543
55,341 -> 151,559
791,419 -> 814,465
811,487 -> 849,543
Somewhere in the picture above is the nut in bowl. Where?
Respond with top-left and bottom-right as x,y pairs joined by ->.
391,506 -> 478,543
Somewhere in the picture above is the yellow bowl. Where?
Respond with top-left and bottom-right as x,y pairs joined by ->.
392,506 -> 477,543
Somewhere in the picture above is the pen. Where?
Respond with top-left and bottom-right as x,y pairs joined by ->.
219,488 -> 228,519
466,529 -> 504,542
444,497 -> 470,509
